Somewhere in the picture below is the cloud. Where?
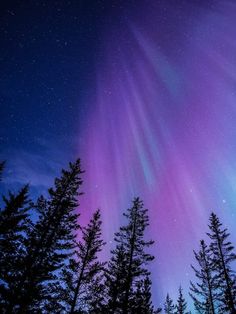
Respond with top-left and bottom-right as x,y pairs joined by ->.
0,136 -> 75,192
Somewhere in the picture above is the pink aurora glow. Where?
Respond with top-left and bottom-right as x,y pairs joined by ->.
78,1 -> 236,307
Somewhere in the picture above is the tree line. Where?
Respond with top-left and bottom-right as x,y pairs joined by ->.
0,159 -> 235,313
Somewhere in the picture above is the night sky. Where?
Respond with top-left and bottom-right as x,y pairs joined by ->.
1,0 -> 236,310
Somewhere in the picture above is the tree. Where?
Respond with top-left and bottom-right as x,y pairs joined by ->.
84,270 -> 107,314
207,213 -> 236,314
53,209 -> 106,313
164,293 -> 175,314
105,243 -> 128,313
106,197 -> 154,314
130,275 -> 155,314
175,286 -> 187,314
0,185 -> 32,312
8,159 -> 83,313
190,240 -> 217,314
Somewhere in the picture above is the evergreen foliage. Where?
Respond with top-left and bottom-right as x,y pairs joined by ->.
130,275 -> 155,314
207,213 -> 236,314
51,209 -> 106,313
190,240 -> 217,314
175,286 -> 187,314
105,197 -> 154,314
0,185 -> 32,312
164,293 -> 175,314
1,158 -> 236,314
105,243 -> 128,312
7,159 -> 83,313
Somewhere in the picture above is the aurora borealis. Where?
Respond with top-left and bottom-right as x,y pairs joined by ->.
1,0 -> 236,310
78,0 -> 236,307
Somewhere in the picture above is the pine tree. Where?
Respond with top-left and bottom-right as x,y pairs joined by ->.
106,197 -> 154,314
175,286 -> 187,314
0,185 -> 32,312
105,243 -> 128,313
53,209 -> 106,314
190,239 -> 217,314
85,271 -> 107,314
8,159 -> 83,313
207,212 -> 236,314
130,275 -> 155,314
164,293 -> 175,314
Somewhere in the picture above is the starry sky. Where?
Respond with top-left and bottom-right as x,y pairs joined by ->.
1,0 -> 236,310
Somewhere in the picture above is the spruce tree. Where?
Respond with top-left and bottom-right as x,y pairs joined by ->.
207,212 -> 236,314
8,159 -> 83,313
105,243 -> 128,313
0,185 -> 32,312
190,240 -> 217,314
54,209 -> 106,314
85,271 -> 107,314
106,197 -> 154,314
130,275 -> 155,314
175,286 -> 187,314
164,293 -> 175,314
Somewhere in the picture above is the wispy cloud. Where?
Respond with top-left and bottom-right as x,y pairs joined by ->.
0,136 -> 77,193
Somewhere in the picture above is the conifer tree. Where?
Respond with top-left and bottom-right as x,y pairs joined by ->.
130,275 -> 155,314
105,243 -> 128,312
106,197 -> 154,314
53,209 -> 106,314
164,293 -> 175,314
190,240 -> 217,314
0,185 -> 32,312
207,212 -> 236,314
8,159 -> 83,313
84,271 -> 107,314
175,286 -> 187,314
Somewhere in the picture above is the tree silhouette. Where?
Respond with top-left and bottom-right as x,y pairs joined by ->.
84,270 -> 107,314
0,185 -> 32,312
106,197 -> 154,314
207,213 -> 236,314
9,159 -> 83,313
4,157 -> 236,314
190,239 -> 217,314
164,293 -> 175,314
105,243 -> 128,312
175,286 -> 187,314
130,275 -> 155,314
52,209 -> 106,313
